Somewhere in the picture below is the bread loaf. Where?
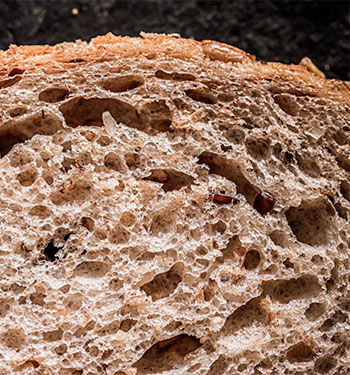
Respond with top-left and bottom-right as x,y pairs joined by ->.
0,32 -> 349,375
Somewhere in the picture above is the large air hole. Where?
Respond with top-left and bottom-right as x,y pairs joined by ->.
133,334 -> 201,374
269,230 -> 288,247
334,202 -> 348,220
262,275 -> 322,304
326,261 -> 339,292
143,169 -> 194,192
141,263 -> 183,301
50,176 -> 93,205
218,124 -> 246,144
0,75 -> 22,89
104,152 -> 127,172
10,147 -> 33,168
43,240 -> 63,262
0,112 -> 63,157
245,136 -> 271,160
119,319 -> 137,332
9,68 -> 24,77
221,297 -> 269,335
296,152 -> 321,178
8,68 -> 24,76
243,250 -> 261,269
73,261 -> 110,278
155,70 -> 196,81
333,128 -> 349,146
14,360 -> 40,372
286,342 -> 314,363
43,328 -> 63,342
99,75 -> 144,93
285,198 -> 335,246
1,328 -> 26,349
206,356 -> 229,375
17,167 -> 38,186
198,151 -> 261,205
336,154 -> 350,172
314,355 -> 337,374
108,225 -> 130,245
150,209 -> 177,236
43,234 -> 71,262
185,89 -> 217,104
219,235 -> 245,261
99,321 -> 120,335
39,87 -> 70,103
139,99 -> 172,132
8,106 -> 27,118
0,298 -> 11,318
305,303 -> 325,321
340,180 -> 350,202
59,97 -> 145,130
203,280 -> 217,302
272,94 -> 299,116
81,217 -> 94,232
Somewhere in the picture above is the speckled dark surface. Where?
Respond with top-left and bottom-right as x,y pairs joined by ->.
0,0 -> 349,80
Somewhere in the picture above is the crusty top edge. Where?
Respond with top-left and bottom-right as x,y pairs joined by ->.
0,32 -> 250,66
0,32 -> 349,103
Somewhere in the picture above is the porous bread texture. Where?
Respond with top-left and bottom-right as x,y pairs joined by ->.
0,32 -> 349,375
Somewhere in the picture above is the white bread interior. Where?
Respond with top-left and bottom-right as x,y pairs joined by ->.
0,33 -> 349,375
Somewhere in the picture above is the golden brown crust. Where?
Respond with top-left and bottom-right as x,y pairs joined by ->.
0,32 -> 349,103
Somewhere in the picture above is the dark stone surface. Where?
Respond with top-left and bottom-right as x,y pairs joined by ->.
0,0 -> 349,80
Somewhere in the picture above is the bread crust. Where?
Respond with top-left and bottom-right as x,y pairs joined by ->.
1,32 -> 349,103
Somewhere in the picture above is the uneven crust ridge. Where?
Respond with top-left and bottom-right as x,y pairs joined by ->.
1,32 -> 349,103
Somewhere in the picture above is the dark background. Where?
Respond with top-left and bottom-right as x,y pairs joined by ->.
0,0 -> 349,80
